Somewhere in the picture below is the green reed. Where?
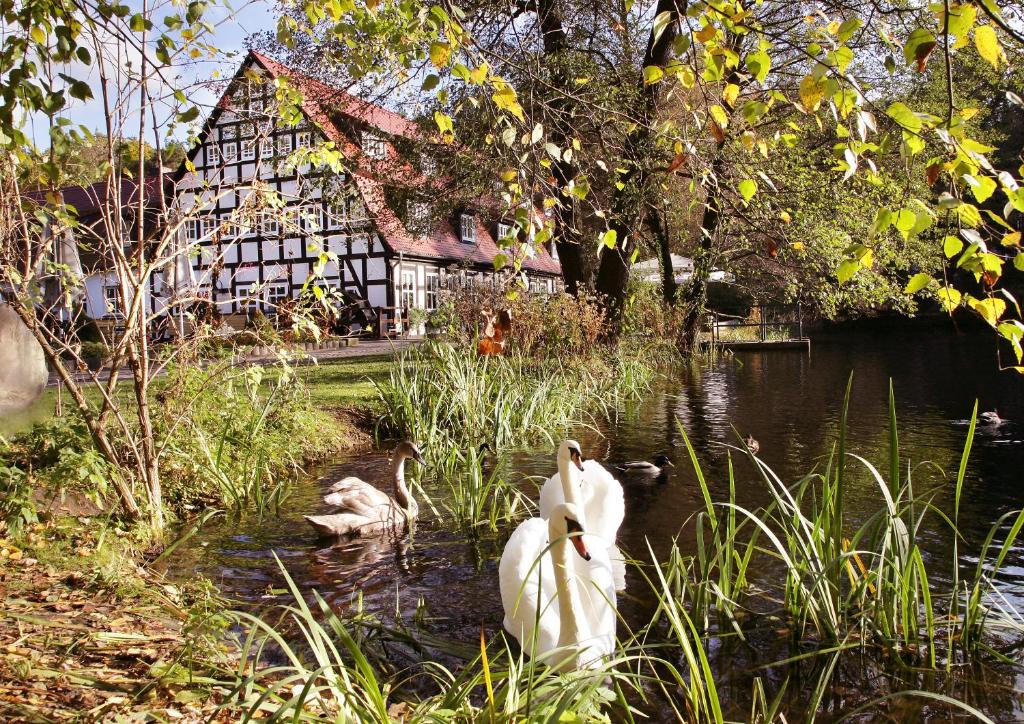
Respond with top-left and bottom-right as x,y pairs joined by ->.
374,342 -> 654,457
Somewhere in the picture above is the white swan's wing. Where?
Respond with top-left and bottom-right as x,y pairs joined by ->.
538,471 -> 565,522
499,517 -> 559,656
574,535 -> 618,666
581,460 -> 625,543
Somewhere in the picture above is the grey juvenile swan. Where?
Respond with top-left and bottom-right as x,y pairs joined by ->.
305,440 -> 425,538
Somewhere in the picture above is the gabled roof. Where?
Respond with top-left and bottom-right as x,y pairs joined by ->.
26,177 -> 164,220
207,51 -> 561,277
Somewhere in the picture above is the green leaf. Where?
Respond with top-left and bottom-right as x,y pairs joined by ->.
905,272 -> 933,294
741,101 -> 768,125
1016,253 -> 1024,273
974,24 -> 1002,68
946,3 -> 977,37
838,18 -> 862,43
600,229 -> 617,249
886,102 -> 922,133
937,286 -> 962,312
894,208 -> 916,239
421,74 -> 439,91
738,178 -> 757,203
643,65 -> 664,85
944,235 -> 964,258
964,174 -> 997,203
746,50 -> 771,83
904,27 -> 937,70
429,42 -> 452,69
869,207 -> 893,236
837,259 -> 860,284
177,106 -> 199,123
433,111 -> 453,135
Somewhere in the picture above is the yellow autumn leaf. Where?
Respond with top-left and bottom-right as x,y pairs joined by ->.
1003,231 -> 1022,247
974,25 -> 1003,69
695,25 -> 717,43
792,241 -> 804,249
722,83 -> 740,107
799,75 -> 825,112
968,296 -> 1006,326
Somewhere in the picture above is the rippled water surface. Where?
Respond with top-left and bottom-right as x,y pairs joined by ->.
165,325 -> 1024,719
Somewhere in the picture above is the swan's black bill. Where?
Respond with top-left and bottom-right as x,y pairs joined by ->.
570,449 -> 585,471
565,517 -> 591,561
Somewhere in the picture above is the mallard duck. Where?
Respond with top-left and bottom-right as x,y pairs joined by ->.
305,440 -> 425,538
979,411 -> 1003,427
615,455 -> 674,477
744,436 -> 760,455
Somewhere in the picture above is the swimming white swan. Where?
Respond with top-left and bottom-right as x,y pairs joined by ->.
539,440 -> 626,589
304,441 -> 424,538
499,502 -> 616,671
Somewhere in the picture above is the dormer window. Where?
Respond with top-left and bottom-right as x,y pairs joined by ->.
460,213 -> 476,244
408,201 -> 431,232
497,222 -> 513,241
362,131 -> 388,159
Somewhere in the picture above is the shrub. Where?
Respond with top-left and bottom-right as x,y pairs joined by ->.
427,283 -> 608,359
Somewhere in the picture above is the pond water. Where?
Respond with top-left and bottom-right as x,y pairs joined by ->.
164,324 -> 1024,720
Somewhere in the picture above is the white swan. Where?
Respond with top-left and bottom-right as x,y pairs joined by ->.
539,441 -> 626,589
304,441 -> 424,538
499,502 -> 616,671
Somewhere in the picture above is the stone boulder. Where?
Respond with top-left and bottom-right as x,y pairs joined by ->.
0,305 -> 48,414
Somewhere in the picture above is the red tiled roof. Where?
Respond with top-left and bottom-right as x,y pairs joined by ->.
245,51 -> 561,277
25,177 -> 164,219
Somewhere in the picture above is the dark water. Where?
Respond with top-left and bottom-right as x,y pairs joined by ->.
165,326 -> 1024,719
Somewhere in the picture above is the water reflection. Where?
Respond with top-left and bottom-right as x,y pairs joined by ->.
165,326 -> 1024,719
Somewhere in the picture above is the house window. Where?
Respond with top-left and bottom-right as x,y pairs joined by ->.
497,222 -> 513,241
185,219 -> 200,240
261,213 -> 280,236
421,153 -> 437,175
276,135 -> 292,156
206,144 -> 219,166
201,216 -> 217,239
222,142 -> 238,162
103,283 -> 121,317
362,131 -> 387,159
399,270 -> 415,310
408,201 -> 431,232
549,242 -> 559,261
236,283 -> 257,312
241,140 -> 256,161
296,131 -> 311,148
460,213 -> 476,244
266,282 -> 290,311
425,272 -> 439,311
302,205 -> 320,232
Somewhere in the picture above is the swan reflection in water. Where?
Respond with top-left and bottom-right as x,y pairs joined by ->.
308,534 -> 412,608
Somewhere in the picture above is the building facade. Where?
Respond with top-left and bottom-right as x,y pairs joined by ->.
172,51 -> 562,335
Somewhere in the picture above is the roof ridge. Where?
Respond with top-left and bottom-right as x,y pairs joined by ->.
248,50 -> 417,139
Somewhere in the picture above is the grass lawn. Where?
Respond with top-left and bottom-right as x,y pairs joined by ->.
293,354 -> 394,409
2,354 -> 396,438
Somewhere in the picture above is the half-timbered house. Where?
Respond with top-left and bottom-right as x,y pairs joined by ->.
173,51 -> 561,335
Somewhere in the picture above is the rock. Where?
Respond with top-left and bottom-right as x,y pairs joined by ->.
0,304 -> 48,414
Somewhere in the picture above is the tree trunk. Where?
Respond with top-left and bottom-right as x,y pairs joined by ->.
594,0 -> 680,328
648,204 -> 677,303
536,0 -> 586,295
678,153 -> 728,351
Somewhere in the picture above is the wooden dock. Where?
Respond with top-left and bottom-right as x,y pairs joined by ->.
701,338 -> 811,352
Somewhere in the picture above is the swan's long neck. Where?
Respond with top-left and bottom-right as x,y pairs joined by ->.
551,528 -> 587,670
558,456 -> 584,519
391,454 -> 413,511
